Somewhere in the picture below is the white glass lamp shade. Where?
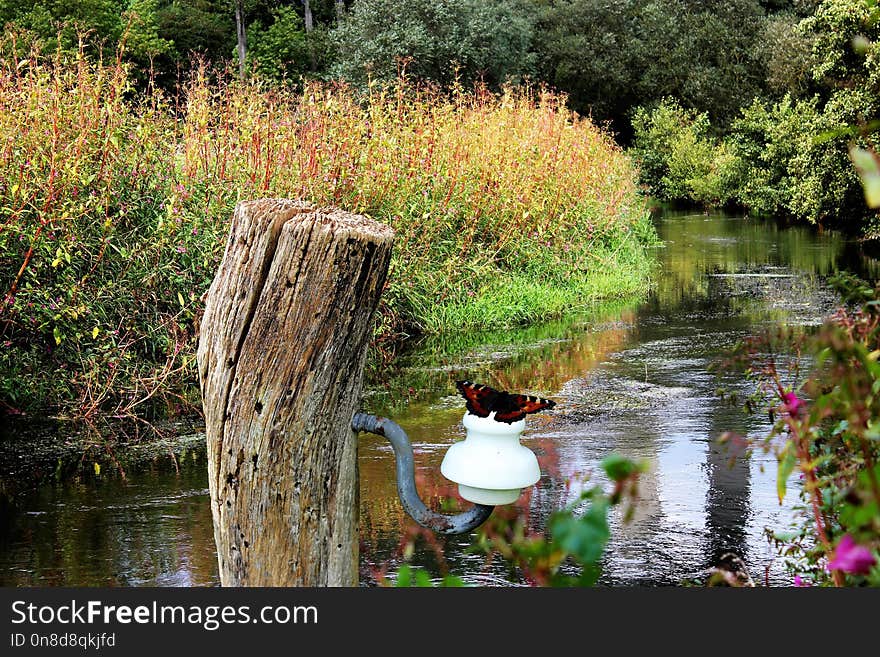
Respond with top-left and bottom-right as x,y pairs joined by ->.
440,412 -> 541,505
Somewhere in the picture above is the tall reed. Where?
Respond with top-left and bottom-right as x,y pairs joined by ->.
0,49 -> 654,423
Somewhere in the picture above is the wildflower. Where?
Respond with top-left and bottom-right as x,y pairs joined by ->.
793,574 -> 811,587
827,534 -> 876,575
781,391 -> 805,416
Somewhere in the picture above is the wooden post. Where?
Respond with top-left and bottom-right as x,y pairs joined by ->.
197,199 -> 394,586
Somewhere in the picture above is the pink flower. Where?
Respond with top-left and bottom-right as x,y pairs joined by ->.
781,391 -> 805,416
793,575 -> 811,587
827,535 -> 876,575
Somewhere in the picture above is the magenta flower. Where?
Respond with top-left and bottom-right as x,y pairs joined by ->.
827,535 -> 876,575
793,575 -> 811,587
781,391 -> 805,416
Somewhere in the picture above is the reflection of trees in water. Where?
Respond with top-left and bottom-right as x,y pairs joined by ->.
703,407 -> 752,570
0,454 -> 218,587
651,212 -> 845,312
362,301 -> 639,419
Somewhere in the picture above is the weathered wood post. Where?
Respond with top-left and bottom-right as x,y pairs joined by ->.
197,199 -> 394,586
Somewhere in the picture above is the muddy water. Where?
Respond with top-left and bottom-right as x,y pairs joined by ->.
0,212 -> 870,586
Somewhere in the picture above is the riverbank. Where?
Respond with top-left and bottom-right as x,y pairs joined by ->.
0,53 -> 656,422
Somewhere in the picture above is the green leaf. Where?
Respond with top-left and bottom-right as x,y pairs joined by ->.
53,326 -> 63,345
394,564 -> 412,587
413,569 -> 433,587
549,498 -> 611,567
440,575 -> 466,587
601,454 -> 643,482
866,421 -> 880,441
777,440 -> 797,504
849,145 -> 880,207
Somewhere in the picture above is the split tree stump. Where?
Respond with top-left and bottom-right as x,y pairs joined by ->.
197,199 -> 394,586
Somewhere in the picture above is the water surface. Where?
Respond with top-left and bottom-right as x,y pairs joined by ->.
0,211 -> 867,586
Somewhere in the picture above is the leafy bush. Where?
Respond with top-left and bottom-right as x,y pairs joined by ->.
247,6 -> 335,82
728,90 -> 873,226
630,0 -> 880,230
0,50 -> 223,421
630,98 -> 743,207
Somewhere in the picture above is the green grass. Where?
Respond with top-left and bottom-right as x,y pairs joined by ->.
418,234 -> 655,333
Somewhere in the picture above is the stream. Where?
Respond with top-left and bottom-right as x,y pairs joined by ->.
1,210 -> 874,586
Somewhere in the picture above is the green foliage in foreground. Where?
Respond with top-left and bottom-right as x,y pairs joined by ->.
389,454 -> 647,587
0,48 -> 654,422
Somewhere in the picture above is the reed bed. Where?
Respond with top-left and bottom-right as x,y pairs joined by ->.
0,49 -> 654,422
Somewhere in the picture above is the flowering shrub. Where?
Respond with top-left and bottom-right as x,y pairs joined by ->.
722,272 -> 880,586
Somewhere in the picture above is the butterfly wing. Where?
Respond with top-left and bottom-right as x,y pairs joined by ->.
493,393 -> 557,424
455,380 -> 497,417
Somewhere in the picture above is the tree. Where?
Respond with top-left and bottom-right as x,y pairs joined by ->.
121,0 -> 173,64
303,0 -> 313,31
248,5 -> 309,79
535,0 -> 772,137
155,0 -> 232,67
0,0 -> 123,54
234,0 -> 246,79
331,0 -> 536,89
534,0 -> 642,130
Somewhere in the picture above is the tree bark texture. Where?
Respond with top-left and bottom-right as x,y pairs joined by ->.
234,0 -> 247,81
197,199 -> 394,586
304,0 -> 314,32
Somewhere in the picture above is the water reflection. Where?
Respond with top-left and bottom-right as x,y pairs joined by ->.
358,212 -> 856,586
0,444 -> 218,586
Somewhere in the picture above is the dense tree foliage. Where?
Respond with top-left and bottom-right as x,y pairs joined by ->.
329,0 -> 536,88
0,2 -> 798,123
534,0 -> 770,134
0,1 -> 343,83
631,0 -> 880,232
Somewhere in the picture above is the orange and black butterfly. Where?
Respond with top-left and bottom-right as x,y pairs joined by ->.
455,380 -> 557,424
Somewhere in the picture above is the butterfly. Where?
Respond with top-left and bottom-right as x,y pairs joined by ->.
455,380 -> 557,424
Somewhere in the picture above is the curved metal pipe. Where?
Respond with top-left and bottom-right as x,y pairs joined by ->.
351,412 -> 494,534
